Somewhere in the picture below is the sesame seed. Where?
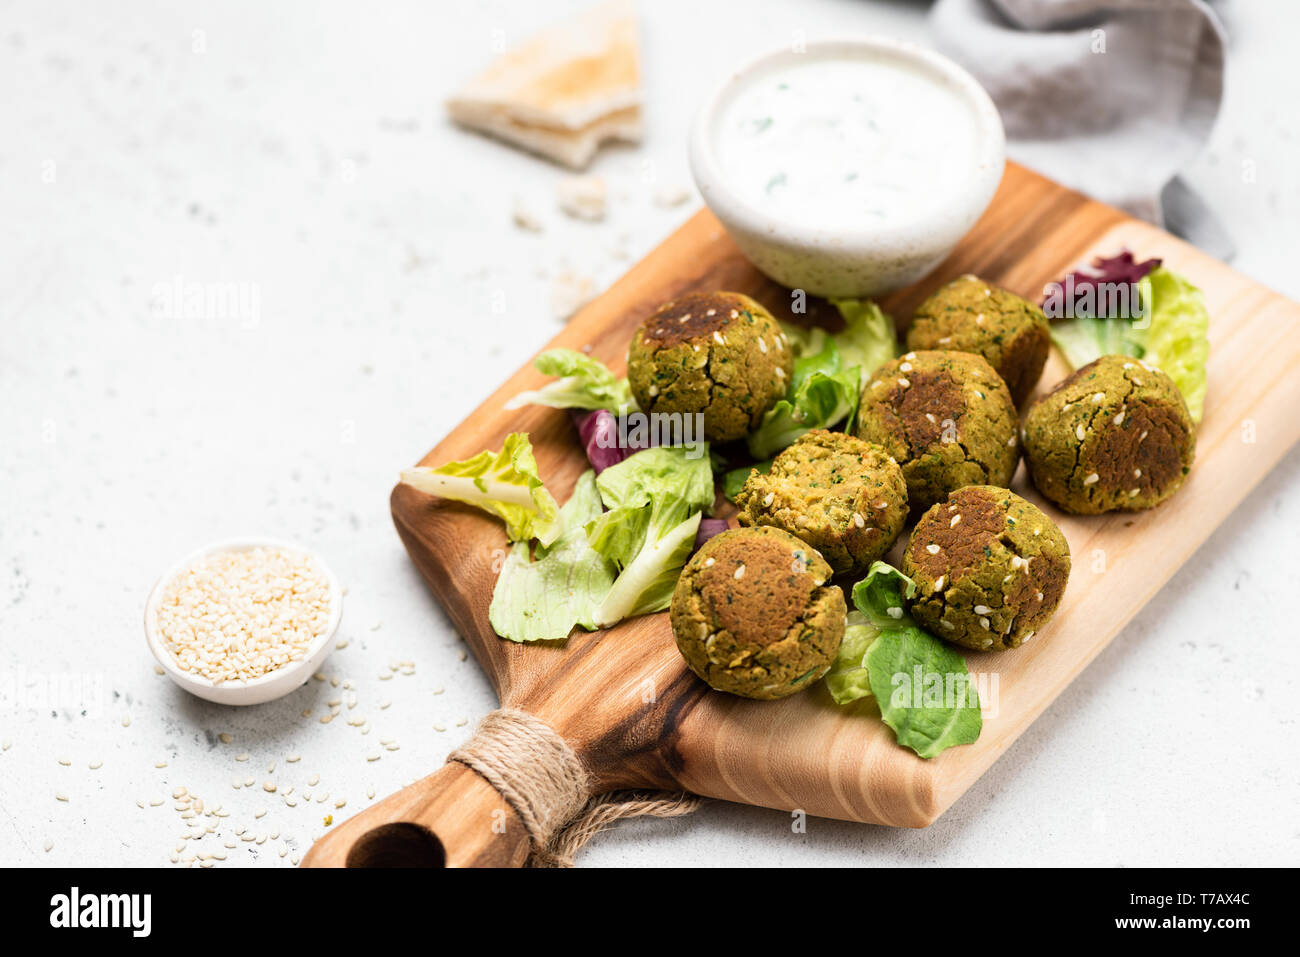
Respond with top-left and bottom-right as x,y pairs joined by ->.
940,620 -> 955,631
1035,592 -> 1043,601
886,607 -> 903,619
218,733 -> 233,744
703,557 -> 715,567
1130,488 -> 1141,497
950,514 -> 962,527
1092,392 -> 1105,403
758,338 -> 767,354
1076,424 -> 1086,441
775,367 -> 785,379
1022,631 -> 1035,643
974,605 -> 992,615
899,362 -> 912,373
934,576 -> 946,591
979,617 -> 990,630
1134,468 -> 1142,477
853,513 -> 865,528
982,638 -> 993,648
926,544 -> 940,555
1083,473 -> 1099,485
762,492 -> 775,507
712,331 -> 724,345
1008,434 -> 1017,447
55,791 -> 69,802
1114,411 -> 1125,426
898,378 -> 910,388
647,384 -> 658,397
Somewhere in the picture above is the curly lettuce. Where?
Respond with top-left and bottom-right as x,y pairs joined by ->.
586,446 -> 715,627
488,470 -> 616,642
400,432 -> 561,546
504,348 -> 635,415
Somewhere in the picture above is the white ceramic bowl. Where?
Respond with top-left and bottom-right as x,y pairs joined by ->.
144,538 -> 343,706
688,37 -> 1005,298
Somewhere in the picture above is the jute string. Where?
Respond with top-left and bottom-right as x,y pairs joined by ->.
448,707 -> 703,867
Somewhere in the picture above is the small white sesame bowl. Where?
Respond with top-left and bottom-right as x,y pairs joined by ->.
144,538 -> 344,706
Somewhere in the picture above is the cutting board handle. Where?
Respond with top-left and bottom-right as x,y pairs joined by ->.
299,760 -> 533,867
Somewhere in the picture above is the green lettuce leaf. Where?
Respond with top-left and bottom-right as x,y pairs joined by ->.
745,337 -> 860,459
1142,267 -> 1209,423
504,348 -> 635,414
828,298 -> 899,386
488,471 -> 617,642
1050,266 -> 1209,423
824,612 -> 876,704
826,561 -> 982,759
400,432 -> 561,546
587,446 -> 714,627
722,459 -> 772,503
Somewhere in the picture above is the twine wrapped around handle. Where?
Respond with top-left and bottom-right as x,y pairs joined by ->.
448,707 -> 702,867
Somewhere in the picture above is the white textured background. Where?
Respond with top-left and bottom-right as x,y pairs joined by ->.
2,0 -> 1297,868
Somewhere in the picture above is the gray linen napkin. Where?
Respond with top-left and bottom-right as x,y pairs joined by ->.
931,0 -> 1232,258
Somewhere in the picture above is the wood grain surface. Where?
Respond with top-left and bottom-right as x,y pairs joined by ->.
303,162 -> 1300,866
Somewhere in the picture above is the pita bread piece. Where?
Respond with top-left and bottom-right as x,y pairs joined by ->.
447,0 -> 642,169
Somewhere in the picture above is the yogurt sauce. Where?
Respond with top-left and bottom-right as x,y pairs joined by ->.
713,54 -> 981,232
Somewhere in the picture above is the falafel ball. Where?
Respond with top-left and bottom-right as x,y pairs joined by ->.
906,275 -> 1051,406
1022,354 -> 1195,514
901,485 -> 1070,651
853,350 -> 1019,512
627,291 -> 793,443
670,526 -> 846,699
735,430 -> 907,577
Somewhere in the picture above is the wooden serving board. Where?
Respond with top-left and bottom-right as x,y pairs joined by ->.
304,163 -> 1300,867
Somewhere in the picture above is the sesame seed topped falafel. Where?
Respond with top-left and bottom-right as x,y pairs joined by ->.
853,350 -> 1020,512
906,275 -> 1052,406
902,485 -> 1070,652
670,526 -> 846,699
627,291 -> 793,443
1022,354 -> 1195,514
735,430 -> 908,577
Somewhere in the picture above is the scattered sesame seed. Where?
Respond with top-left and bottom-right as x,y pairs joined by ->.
979,617 -> 990,630
55,791 -> 69,802
974,605 -> 992,615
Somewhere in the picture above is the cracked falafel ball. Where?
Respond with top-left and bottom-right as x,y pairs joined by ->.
853,350 -> 1019,512
901,485 -> 1070,651
906,274 -> 1051,406
670,526 -> 845,699
735,430 -> 907,577
1022,354 -> 1195,514
627,291 -> 793,443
